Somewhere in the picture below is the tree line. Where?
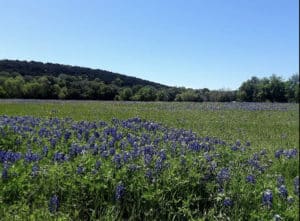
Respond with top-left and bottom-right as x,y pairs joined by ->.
0,60 -> 298,102
0,71 -> 298,102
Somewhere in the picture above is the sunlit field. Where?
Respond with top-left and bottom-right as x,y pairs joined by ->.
0,100 -> 299,220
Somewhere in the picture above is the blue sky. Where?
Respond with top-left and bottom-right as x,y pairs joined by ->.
0,0 -> 298,89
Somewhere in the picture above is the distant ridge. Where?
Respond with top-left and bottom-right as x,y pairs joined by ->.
0,59 -> 168,88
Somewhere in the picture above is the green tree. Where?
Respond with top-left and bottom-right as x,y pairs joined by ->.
3,76 -> 25,98
156,89 -> 169,101
133,86 -> 157,101
119,87 -> 133,101
23,81 -> 43,98
0,86 -> 7,98
285,73 -> 299,102
175,89 -> 200,102
237,76 -> 260,102
268,74 -> 286,102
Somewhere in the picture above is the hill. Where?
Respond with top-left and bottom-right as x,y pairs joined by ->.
0,59 -> 168,89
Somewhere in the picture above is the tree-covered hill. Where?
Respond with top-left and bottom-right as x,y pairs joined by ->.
0,59 -> 168,89
0,59 -> 298,102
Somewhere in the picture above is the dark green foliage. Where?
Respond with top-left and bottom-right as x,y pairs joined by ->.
0,59 -> 298,102
0,59 -> 166,88
238,74 -> 299,103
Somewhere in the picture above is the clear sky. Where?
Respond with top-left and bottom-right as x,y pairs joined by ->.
0,0 -> 298,90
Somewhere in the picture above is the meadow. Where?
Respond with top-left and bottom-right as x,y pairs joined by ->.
0,100 -> 299,220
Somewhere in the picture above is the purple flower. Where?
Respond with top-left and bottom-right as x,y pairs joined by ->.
113,154 -> 122,168
246,174 -> 256,184
145,169 -> 153,182
1,168 -> 8,179
95,160 -> 101,170
223,197 -> 233,207
278,185 -> 288,199
294,176 -> 299,196
49,195 -> 59,213
275,149 -> 283,159
217,168 -> 230,184
262,189 -> 273,207
115,182 -> 125,200
31,164 -> 39,176
277,175 -> 285,187
77,166 -> 85,174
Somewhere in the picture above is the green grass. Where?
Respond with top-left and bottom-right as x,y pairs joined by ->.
0,101 -> 298,148
0,101 -> 299,220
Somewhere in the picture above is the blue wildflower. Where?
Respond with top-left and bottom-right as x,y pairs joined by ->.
246,174 -> 256,184
217,168 -> 230,184
277,175 -> 285,187
275,149 -> 284,159
1,168 -> 8,179
294,176 -> 299,196
49,195 -> 59,213
31,164 -> 39,176
223,197 -> 233,207
95,160 -> 101,170
278,185 -> 288,199
77,166 -> 85,174
42,146 -> 48,156
115,182 -> 125,200
145,169 -> 153,182
262,189 -> 273,207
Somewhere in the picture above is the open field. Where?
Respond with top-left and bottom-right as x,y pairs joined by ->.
0,101 -> 299,220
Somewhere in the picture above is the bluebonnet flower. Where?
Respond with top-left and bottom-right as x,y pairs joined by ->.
223,197 -> 233,207
115,182 -> 125,200
294,176 -> 299,196
95,160 -> 101,170
0,150 -> 22,163
100,151 -> 109,158
283,148 -> 298,159
49,138 -> 57,148
31,164 -> 39,176
155,158 -> 164,173
49,195 -> 59,213
180,155 -> 186,166
217,168 -> 230,184
145,169 -> 153,182
262,189 -> 273,207
64,131 -> 72,141
275,149 -> 284,159
1,167 -> 8,179
189,141 -> 201,152
231,145 -> 239,151
278,185 -> 288,199
122,152 -> 131,163
159,149 -> 167,161
109,147 -> 116,156
246,174 -> 256,184
277,175 -> 285,187
77,166 -> 85,174
53,152 -> 68,163
260,149 -> 267,155
113,154 -> 122,168
24,151 -> 40,163
42,146 -> 48,156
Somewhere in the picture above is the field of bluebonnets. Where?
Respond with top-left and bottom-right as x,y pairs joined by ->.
0,101 -> 299,220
